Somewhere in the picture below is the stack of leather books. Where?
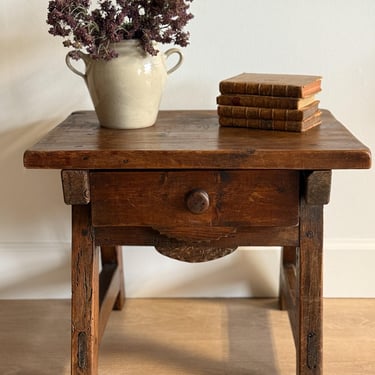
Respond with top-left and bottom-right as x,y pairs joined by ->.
217,73 -> 322,132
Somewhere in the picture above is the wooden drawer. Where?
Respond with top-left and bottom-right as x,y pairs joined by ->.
90,170 -> 299,230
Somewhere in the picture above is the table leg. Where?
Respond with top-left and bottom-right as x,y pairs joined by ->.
100,246 -> 125,310
279,246 -> 297,311
296,199 -> 323,375
71,205 -> 99,375
97,246 -> 126,341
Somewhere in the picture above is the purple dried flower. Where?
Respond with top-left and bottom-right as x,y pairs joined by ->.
47,0 -> 194,60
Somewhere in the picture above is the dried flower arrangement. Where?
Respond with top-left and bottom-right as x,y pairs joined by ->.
47,0 -> 194,60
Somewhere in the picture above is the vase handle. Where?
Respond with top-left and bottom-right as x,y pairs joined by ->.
65,52 -> 88,79
164,48 -> 184,75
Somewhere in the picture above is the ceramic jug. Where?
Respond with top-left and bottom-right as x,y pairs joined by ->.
66,40 -> 183,129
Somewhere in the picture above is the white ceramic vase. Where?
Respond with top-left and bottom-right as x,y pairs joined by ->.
66,40 -> 183,129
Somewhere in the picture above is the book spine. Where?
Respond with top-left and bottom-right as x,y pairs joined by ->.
217,95 -> 303,109
217,102 -> 319,121
219,82 -> 302,97
219,112 -> 321,132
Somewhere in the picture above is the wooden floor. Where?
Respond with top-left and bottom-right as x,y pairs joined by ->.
0,299 -> 374,375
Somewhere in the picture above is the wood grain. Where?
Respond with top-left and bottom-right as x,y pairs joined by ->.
154,243 -> 238,263
71,205 -> 99,375
23,110 -> 371,170
93,225 -> 300,247
90,170 -> 299,229
100,246 -> 125,311
62,170 -> 90,205
296,199 -> 324,374
304,171 -> 332,205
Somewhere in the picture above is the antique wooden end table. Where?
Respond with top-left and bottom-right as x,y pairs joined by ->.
24,110 -> 371,375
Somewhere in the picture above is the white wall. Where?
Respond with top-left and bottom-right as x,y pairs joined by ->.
1,0 -> 374,298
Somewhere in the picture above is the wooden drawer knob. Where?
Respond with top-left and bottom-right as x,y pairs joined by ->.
186,189 -> 210,214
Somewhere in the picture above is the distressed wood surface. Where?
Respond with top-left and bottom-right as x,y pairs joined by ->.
296,199 -> 324,374
155,243 -> 238,263
71,205 -> 99,375
62,170 -> 90,205
94,225 -> 300,248
279,246 -> 297,319
279,202 -> 324,375
98,246 -> 125,341
90,170 -> 299,229
23,110 -> 371,170
153,225 -> 238,243
100,246 -> 125,311
304,171 -> 332,205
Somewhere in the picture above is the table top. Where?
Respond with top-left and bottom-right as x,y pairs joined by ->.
23,110 -> 371,170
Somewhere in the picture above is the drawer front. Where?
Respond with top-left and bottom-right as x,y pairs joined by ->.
90,170 -> 299,228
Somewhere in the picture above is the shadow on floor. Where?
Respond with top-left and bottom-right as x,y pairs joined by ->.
0,299 -> 288,374
99,298 -> 283,375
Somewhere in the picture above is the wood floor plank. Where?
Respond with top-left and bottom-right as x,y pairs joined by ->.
0,299 -> 374,375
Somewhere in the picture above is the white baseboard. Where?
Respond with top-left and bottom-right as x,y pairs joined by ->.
0,242 -> 71,299
323,239 -> 375,298
0,240 -> 374,299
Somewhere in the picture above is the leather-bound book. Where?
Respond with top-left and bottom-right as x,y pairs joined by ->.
219,72 -> 322,98
217,100 -> 319,121
219,111 -> 322,132
217,94 -> 316,110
